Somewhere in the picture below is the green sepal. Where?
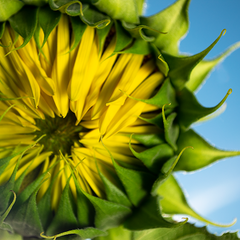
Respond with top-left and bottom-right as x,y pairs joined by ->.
70,16 -> 87,51
140,0 -> 190,55
97,164 -> 132,208
125,78 -> 177,109
80,190 -> 132,231
175,129 -> 240,171
121,21 -> 158,42
46,180 -> 78,235
0,153 -> 23,214
157,175 -> 236,227
0,191 -> 16,233
162,108 -> 179,151
114,21 -> 132,53
177,87 -> 232,129
48,0 -> 111,28
80,6 -> 111,29
0,21 -> 5,39
120,38 -> 151,55
95,225 -> 132,240
187,41 -> 240,92
139,112 -> 164,129
48,0 -> 82,15
21,0 -> 48,6
92,0 -> 139,24
72,179 -> 95,228
0,0 -> 24,22
8,5 -> 39,50
41,227 -> 107,240
124,196 -> 187,230
151,44 -> 169,76
112,157 -> 155,207
0,145 -> 40,206
164,29 -> 226,90
12,163 -> 47,212
96,21 -> 112,53
131,133 -> 165,147
6,185 -> 44,237
151,147 -> 191,195
37,180 -> 54,232
129,142 -> 174,174
38,5 -> 61,48
132,223 -> 240,240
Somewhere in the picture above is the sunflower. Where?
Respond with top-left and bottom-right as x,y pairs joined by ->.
0,1 -> 239,240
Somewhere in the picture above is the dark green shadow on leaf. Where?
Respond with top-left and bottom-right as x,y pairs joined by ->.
124,196 -> 187,230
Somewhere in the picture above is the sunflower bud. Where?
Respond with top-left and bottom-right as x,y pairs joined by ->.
0,1 -> 239,240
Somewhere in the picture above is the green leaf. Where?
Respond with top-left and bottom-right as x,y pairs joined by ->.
38,5 -> 61,48
151,147 -> 191,195
8,5 -> 38,50
92,0 -> 140,24
81,191 -> 132,230
37,182 -> 54,232
0,230 -> 23,240
164,29 -> 226,89
140,0 -> 190,55
177,87 -> 232,129
151,44 -> 169,76
129,141 -> 174,174
112,158 -> 155,206
124,196 -> 187,230
7,188 -> 43,237
175,129 -> 240,171
81,6 -> 111,29
120,38 -> 151,55
186,41 -> 240,92
46,181 -> 78,235
97,165 -> 132,208
74,180 -> 95,227
22,0 -> 48,6
139,111 -> 165,129
125,78 -> 177,109
114,21 -> 132,53
162,107 -> 179,151
70,16 -> 87,51
157,175 -> 236,227
41,227 -> 107,240
96,21 -> 112,53
0,191 -> 16,234
132,223 -> 240,240
0,0 -> 24,22
0,21 -> 5,39
95,225 -> 132,240
131,133 -> 165,147
121,21 -> 157,42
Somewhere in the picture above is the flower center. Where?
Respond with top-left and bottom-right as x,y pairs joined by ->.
35,112 -> 82,155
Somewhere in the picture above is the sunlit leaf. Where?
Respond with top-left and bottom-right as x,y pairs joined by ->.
175,129 -> 240,171
164,29 -> 226,89
92,0 -> 140,24
186,41 -> 240,92
157,175 -> 236,227
0,0 -> 24,22
124,196 -> 187,230
140,0 -> 190,55
132,223 -> 240,240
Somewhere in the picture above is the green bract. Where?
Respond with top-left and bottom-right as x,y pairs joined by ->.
0,0 -> 239,240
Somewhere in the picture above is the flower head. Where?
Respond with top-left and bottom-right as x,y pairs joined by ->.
0,1 -> 240,240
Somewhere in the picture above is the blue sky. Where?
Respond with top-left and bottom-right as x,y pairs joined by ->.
145,0 -> 240,236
